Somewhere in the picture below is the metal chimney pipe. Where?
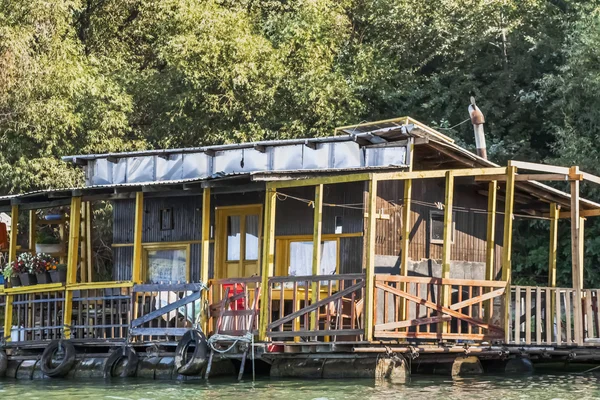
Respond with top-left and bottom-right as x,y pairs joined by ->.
468,97 -> 487,159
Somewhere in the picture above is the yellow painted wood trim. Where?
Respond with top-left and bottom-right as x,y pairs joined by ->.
364,177 -> 377,342
9,205 -> 18,265
5,282 -> 65,294
66,281 -> 134,290
310,184 -> 323,331
28,210 -> 36,256
267,173 -> 373,189
548,203 -> 559,287
259,185 -> 277,340
63,289 -> 73,339
66,197 -> 82,285
441,171 -> 454,333
3,295 -> 13,342
141,243 -> 191,283
201,188 -> 211,285
376,167 -> 508,181
132,192 -> 144,283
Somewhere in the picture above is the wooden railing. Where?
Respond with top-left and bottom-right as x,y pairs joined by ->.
373,275 -> 506,341
266,274 -> 365,340
10,289 -> 65,342
131,283 -> 204,342
508,286 -> 600,346
208,277 -> 261,337
70,286 -> 132,340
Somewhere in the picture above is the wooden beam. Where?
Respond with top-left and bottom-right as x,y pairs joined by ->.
502,166 -> 516,342
508,160 -> 570,175
364,177 -> 378,341
29,210 -> 36,256
258,184 -> 277,341
558,208 -> 600,219
475,173 -> 581,182
377,167 -> 507,181
3,295 -> 13,342
8,205 -> 18,265
571,166 -> 582,290
310,184 -> 323,331
201,188 -> 211,285
261,172 -> 373,189
548,203 -> 559,287
399,179 -> 412,321
485,180 -> 497,320
66,197 -> 82,285
132,192 -> 144,283
85,201 -> 93,282
441,171 -> 454,333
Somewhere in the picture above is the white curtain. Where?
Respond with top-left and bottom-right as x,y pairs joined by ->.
288,240 -> 337,276
227,215 -> 241,261
245,215 -> 259,260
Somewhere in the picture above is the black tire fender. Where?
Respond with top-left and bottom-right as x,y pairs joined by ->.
175,330 -> 208,376
0,349 -> 7,377
104,346 -> 138,378
40,340 -> 76,378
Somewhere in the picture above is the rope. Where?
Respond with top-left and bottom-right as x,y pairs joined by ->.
207,332 -> 253,354
437,118 -> 471,130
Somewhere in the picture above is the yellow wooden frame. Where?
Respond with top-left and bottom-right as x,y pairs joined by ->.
214,204 -> 263,280
141,242 -> 191,283
274,235 -> 342,278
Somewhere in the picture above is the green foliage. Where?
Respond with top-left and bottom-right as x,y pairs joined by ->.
1,0 -> 600,285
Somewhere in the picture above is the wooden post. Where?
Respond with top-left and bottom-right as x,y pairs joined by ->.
258,184 -> 277,341
84,201 -> 93,282
502,165 -> 516,342
399,178 -> 412,321
132,192 -> 144,283
3,295 -> 12,342
80,202 -> 88,283
310,184 -> 323,332
201,188 -> 211,285
441,171 -> 454,333
548,203 -> 559,287
485,180 -> 497,319
66,197 -> 82,285
28,210 -> 36,255
569,166 -> 584,345
364,176 -> 377,342
8,204 -> 18,265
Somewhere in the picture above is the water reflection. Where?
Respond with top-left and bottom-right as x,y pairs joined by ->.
1,373 -> 600,400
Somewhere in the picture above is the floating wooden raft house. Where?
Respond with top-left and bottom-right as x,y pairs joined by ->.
1,117 -> 600,381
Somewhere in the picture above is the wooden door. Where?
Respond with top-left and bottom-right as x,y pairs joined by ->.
215,205 -> 262,279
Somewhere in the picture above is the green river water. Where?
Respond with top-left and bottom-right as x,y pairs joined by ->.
1,373 -> 600,400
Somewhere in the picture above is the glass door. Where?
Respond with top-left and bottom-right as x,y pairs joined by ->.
215,205 -> 262,279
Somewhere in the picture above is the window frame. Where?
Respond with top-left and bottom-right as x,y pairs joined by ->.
429,210 -> 455,245
141,243 -> 191,283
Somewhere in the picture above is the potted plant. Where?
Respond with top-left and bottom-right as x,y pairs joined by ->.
32,253 -> 54,284
49,262 -> 67,283
13,253 -> 36,286
1,262 -> 15,288
35,230 -> 62,255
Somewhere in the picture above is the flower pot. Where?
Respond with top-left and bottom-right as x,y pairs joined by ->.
9,275 -> 21,287
50,269 -> 67,284
36,272 -> 51,284
19,273 -> 37,286
35,243 -> 62,254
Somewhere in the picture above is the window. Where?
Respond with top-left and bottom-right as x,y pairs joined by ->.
429,211 -> 455,244
144,245 -> 189,283
287,240 -> 337,276
226,215 -> 241,261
